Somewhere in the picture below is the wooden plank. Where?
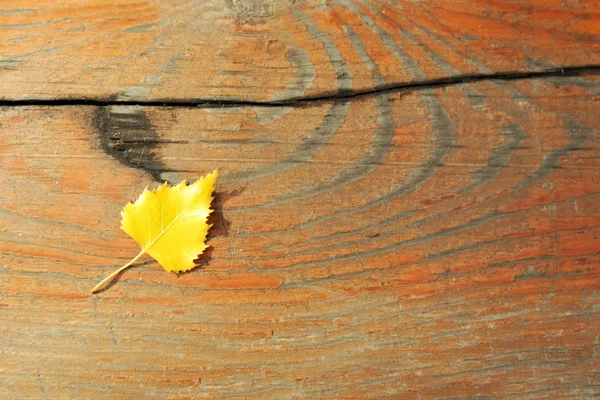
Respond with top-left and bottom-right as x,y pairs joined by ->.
1,75 -> 599,398
0,0 -> 598,101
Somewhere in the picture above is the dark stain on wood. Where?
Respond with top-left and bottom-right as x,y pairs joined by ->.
95,105 -> 166,182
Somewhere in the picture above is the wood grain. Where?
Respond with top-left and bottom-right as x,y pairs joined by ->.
1,74 -> 599,398
0,0 -> 598,101
2,0 -> 600,397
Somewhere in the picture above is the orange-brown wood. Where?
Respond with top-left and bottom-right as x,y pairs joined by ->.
2,0 -> 600,398
1,75 -> 599,398
0,0 -> 599,101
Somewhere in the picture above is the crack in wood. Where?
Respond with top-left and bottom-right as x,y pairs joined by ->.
1,65 -> 598,108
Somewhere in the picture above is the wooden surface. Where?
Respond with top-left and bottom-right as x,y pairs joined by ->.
1,0 -> 600,399
1,0 -> 599,101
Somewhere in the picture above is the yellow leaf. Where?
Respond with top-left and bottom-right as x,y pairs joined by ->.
91,170 -> 218,293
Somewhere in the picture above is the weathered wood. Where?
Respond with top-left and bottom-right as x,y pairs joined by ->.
1,75 -> 599,398
0,0 -> 598,101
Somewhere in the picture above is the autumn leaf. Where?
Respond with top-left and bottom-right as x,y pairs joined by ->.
91,170 -> 218,293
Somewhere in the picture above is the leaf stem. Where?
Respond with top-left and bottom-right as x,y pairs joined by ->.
91,250 -> 145,294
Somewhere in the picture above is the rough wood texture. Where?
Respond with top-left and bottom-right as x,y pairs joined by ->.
2,75 -> 600,398
2,0 -> 600,398
0,0 -> 599,101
